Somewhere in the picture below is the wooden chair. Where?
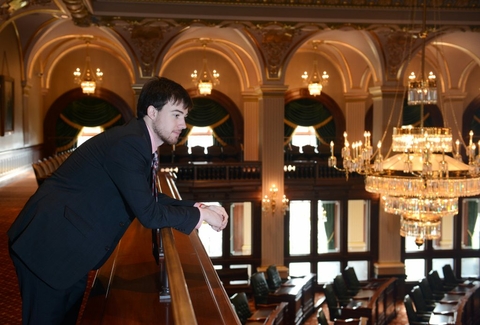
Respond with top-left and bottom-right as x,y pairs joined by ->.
158,144 -> 174,163
190,145 -> 207,161
302,144 -> 317,160
32,162 -> 47,186
48,156 -> 60,169
42,157 -> 56,174
288,145 -> 302,161
207,145 -> 223,162
173,145 -> 190,163
222,145 -> 239,162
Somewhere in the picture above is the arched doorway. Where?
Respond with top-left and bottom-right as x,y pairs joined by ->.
44,88 -> 134,155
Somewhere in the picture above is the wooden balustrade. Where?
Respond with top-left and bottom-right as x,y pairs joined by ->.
80,172 -> 241,324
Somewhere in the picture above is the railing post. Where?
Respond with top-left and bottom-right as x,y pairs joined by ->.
152,228 -> 171,302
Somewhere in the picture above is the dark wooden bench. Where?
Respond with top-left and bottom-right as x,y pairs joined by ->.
217,268 -> 252,297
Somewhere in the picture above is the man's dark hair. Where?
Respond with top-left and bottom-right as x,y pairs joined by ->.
136,76 -> 193,118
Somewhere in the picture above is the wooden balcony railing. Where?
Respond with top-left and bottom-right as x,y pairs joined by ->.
80,172 -> 240,324
159,160 -> 359,184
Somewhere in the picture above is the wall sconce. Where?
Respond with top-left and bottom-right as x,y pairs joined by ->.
262,184 -> 289,215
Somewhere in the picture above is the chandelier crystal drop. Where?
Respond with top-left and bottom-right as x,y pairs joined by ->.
73,41 -> 103,95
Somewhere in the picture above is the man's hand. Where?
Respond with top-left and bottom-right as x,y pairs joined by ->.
197,204 -> 229,231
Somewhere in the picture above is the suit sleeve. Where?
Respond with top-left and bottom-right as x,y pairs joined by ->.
104,135 -> 200,234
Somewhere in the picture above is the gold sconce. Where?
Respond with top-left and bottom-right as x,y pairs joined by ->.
262,184 -> 289,215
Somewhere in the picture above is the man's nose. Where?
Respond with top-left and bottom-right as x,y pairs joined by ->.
179,118 -> 186,129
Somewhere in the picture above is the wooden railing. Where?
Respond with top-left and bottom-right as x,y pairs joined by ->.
80,172 -> 240,324
159,160 -> 359,184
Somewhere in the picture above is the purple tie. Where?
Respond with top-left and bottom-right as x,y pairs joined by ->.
151,151 -> 159,200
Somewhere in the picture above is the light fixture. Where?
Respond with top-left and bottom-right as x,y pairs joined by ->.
73,41 -> 103,95
301,41 -> 329,97
191,39 -> 219,96
407,3 -> 437,106
330,128 -> 480,247
262,184 -> 289,216
328,3 -> 480,247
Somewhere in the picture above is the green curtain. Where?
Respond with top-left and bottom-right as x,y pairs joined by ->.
55,97 -> 124,150
403,101 -> 433,127
284,99 -> 336,146
179,97 -> 234,146
467,200 -> 478,247
323,202 -> 336,251
470,110 -> 480,137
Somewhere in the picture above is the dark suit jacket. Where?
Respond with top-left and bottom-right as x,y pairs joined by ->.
8,118 -> 200,290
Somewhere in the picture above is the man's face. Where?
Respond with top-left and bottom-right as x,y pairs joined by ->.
151,101 -> 188,146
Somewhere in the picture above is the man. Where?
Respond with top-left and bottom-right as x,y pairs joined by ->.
7,76 -> 229,324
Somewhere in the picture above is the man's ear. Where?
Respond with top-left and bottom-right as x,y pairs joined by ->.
146,105 -> 157,119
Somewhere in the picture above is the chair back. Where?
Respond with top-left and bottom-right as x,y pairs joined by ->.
409,286 -> 432,313
230,292 -> 252,325
428,269 -> 453,293
250,272 -> 270,306
266,265 -> 282,291
419,277 -> 441,303
442,264 -> 460,286
333,274 -> 351,300
342,267 -> 361,292
317,308 -> 329,325
323,283 -> 341,321
404,295 -> 421,323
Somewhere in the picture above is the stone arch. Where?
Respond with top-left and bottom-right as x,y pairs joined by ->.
43,87 -> 134,155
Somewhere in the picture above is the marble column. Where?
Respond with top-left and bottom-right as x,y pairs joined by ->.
258,85 -> 288,275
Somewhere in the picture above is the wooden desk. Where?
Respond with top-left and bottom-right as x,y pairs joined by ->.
429,314 -> 455,325
266,273 -> 316,325
341,277 -> 397,325
428,281 -> 480,325
432,303 -> 457,315
246,302 -> 288,325
440,293 -> 465,304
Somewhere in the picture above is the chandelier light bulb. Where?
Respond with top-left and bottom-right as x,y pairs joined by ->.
301,44 -> 328,96
73,41 -> 103,95
191,41 -> 219,96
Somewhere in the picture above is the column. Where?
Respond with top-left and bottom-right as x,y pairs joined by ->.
344,91 -> 369,142
258,85 -> 288,276
22,83 -> 31,146
443,90 -> 467,144
242,92 -> 261,161
369,85 -> 406,282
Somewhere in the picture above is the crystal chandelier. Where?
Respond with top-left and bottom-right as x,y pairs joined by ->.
327,1 -> 470,247
329,126 -> 480,246
73,41 -> 103,95
301,41 -> 329,96
191,40 -> 219,96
